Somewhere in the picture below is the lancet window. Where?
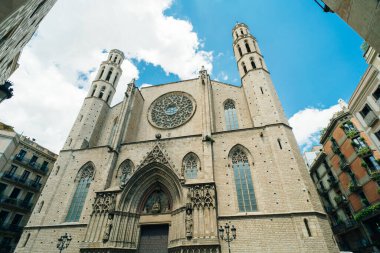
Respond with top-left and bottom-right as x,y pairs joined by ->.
65,163 -> 94,222
231,147 -> 257,212
183,153 -> 199,179
224,99 -> 239,130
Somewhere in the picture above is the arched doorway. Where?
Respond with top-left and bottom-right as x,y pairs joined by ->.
137,184 -> 172,253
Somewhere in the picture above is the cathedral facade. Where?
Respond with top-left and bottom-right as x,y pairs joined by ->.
15,23 -> 339,253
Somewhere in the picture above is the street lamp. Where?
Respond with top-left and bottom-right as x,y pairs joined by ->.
56,233 -> 72,253
0,81 -> 13,103
218,223 -> 237,253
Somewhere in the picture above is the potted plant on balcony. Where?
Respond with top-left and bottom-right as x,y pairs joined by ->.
348,182 -> 361,193
346,129 -> 359,139
357,146 -> 371,157
370,171 -> 380,181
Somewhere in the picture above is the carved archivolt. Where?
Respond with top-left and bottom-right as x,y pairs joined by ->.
188,184 -> 215,209
92,192 -> 117,214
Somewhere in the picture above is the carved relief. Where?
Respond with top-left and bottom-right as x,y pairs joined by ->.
92,192 -> 117,214
188,184 -> 215,209
142,187 -> 170,214
137,143 -> 174,170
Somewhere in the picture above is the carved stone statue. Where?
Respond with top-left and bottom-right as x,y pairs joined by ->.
151,195 -> 161,214
185,208 -> 193,238
103,214 -> 113,242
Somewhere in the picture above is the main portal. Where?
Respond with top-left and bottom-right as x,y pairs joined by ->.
138,224 -> 169,253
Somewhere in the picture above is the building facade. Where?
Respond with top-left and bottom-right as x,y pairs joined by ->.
15,23 -> 339,253
314,0 -> 380,53
0,122 -> 57,252
0,0 -> 57,103
349,46 -> 380,152
312,110 -> 380,252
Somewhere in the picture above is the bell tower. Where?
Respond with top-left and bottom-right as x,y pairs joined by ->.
63,49 -> 125,150
88,49 -> 124,104
232,23 -> 288,127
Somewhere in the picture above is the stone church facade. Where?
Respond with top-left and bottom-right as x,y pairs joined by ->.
15,23 -> 339,253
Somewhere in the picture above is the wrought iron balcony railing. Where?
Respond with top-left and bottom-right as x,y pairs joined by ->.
1,172 -> 42,191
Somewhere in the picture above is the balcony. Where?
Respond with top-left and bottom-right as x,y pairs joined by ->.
331,145 -> 340,154
13,155 -> 48,175
349,182 -> 362,193
346,129 -> 359,139
1,172 -> 42,191
332,219 -> 358,234
334,195 -> 348,206
327,176 -> 339,188
339,160 -> 351,172
0,223 -> 22,234
357,146 -> 371,157
0,194 -> 32,211
363,111 -> 378,127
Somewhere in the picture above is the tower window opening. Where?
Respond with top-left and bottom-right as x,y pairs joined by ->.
106,69 -> 113,82
250,58 -> 256,69
260,87 -> 264,94
277,139 -> 282,149
245,40 -> 251,53
98,67 -> 105,80
113,73 -> 119,84
91,85 -> 97,97
260,58 -> 264,68
22,233 -> 31,247
113,56 -> 118,63
99,86 -> 105,99
106,92 -> 112,103
304,219 -> 312,237
237,45 -> 243,57
37,200 -> 44,213
235,32 -> 239,39
240,29 -> 244,35
242,62 -> 248,74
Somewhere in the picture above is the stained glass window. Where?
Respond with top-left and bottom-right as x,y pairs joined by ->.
184,153 -> 198,179
231,147 -> 257,212
65,165 -> 94,222
224,100 -> 239,130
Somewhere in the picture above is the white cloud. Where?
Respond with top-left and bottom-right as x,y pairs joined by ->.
0,0 -> 213,153
289,103 -> 342,152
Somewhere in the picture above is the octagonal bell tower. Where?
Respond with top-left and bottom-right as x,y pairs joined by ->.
233,23 -> 288,127
64,49 -> 125,150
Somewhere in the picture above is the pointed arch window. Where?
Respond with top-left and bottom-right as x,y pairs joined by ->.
119,159 -> 134,188
250,57 -> 256,69
224,99 -> 239,130
231,147 -> 257,212
106,91 -> 112,103
65,164 -> 94,222
240,29 -> 244,35
98,67 -> 105,80
244,40 -> 251,53
106,68 -> 113,82
242,62 -> 248,74
99,86 -> 105,99
237,45 -> 243,57
91,85 -> 97,97
183,153 -> 199,179
113,72 -> 119,84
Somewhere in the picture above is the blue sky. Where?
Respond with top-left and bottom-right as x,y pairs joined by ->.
137,0 -> 367,117
0,0 -> 369,153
